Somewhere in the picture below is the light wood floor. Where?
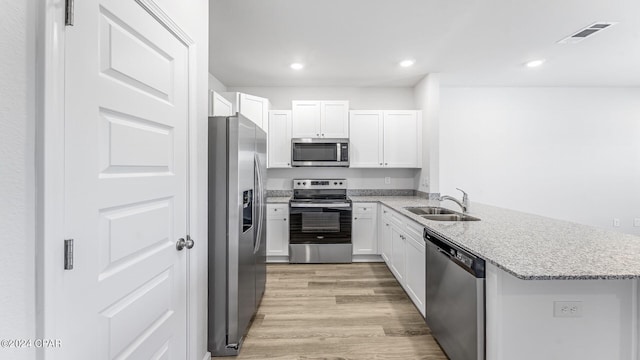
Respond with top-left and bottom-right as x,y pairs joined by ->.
234,263 -> 448,359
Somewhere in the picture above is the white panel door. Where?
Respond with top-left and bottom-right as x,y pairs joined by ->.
292,101 -> 321,138
211,90 -> 233,116
383,110 -> 421,168
62,0 -> 189,358
349,111 -> 383,167
239,93 -> 269,131
320,101 -> 349,138
267,110 -> 292,168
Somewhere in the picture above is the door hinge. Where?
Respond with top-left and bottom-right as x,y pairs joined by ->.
65,0 -> 74,26
64,239 -> 74,270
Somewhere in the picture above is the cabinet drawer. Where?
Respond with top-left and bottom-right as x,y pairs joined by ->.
405,230 -> 425,250
353,212 -> 374,221
353,203 -> 377,214
404,219 -> 424,240
267,204 -> 288,219
382,207 -> 403,227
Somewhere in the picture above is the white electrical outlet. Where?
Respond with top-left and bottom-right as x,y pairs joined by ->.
613,218 -> 621,227
553,301 -> 583,318
384,177 -> 391,184
634,218 -> 640,227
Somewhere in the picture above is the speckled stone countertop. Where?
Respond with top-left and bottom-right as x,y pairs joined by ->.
350,196 -> 640,280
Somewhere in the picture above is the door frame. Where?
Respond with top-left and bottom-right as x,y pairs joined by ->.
36,1 -> 205,359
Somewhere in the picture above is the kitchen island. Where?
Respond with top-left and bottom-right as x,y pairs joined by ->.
349,195 -> 640,360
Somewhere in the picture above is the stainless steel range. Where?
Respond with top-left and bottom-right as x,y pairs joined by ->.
289,179 -> 352,263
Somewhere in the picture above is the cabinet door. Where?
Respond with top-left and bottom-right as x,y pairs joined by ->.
390,225 -> 406,282
349,111 -> 383,168
381,219 -> 392,263
266,205 -> 289,256
268,111 -> 292,168
292,101 -> 321,138
320,101 -> 349,138
383,110 -> 421,168
380,207 -> 393,263
240,93 -> 269,131
211,91 -> 233,116
352,203 -> 377,255
405,233 -> 426,316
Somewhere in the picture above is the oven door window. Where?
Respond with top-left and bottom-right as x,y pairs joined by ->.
301,212 -> 340,233
293,143 -> 337,162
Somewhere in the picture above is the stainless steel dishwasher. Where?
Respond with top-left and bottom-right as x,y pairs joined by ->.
424,229 -> 485,360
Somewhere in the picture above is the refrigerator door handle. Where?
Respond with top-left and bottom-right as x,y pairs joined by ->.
253,154 -> 264,254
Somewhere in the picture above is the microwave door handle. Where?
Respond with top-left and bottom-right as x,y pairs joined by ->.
336,143 -> 341,162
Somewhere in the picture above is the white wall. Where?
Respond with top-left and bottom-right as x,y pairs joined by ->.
439,87 -> 640,235
228,86 -> 420,190
413,75 -> 440,194
0,0 -> 36,358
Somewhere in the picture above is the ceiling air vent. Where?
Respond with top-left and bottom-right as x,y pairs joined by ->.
557,22 -> 617,44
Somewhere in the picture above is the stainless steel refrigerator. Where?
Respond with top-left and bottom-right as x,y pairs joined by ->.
208,114 -> 267,356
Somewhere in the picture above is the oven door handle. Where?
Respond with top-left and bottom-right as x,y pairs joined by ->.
290,203 -> 351,208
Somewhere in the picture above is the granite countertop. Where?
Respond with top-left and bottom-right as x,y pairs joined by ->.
349,195 -> 640,280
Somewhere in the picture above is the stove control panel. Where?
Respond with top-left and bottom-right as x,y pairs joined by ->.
293,179 -> 347,190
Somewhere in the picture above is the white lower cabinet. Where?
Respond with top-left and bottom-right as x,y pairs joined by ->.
404,230 -> 426,316
390,225 -> 406,282
379,204 -> 425,316
352,203 -> 377,255
380,209 -> 393,263
266,204 -> 289,259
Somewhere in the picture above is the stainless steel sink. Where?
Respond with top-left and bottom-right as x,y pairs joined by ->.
404,207 -> 481,221
421,214 -> 481,222
405,207 -> 457,215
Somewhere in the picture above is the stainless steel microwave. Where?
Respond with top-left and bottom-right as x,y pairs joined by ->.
291,138 -> 349,167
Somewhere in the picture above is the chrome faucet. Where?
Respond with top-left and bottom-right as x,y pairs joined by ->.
439,188 -> 469,213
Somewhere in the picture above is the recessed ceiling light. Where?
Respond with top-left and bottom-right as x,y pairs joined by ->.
525,59 -> 546,68
290,63 -> 304,70
399,59 -> 415,68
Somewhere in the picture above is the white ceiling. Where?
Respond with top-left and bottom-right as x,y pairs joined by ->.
209,0 -> 640,87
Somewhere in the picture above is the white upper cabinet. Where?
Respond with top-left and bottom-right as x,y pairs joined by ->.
350,110 -> 422,168
210,90 -> 233,117
320,101 -> 349,138
239,93 -> 270,131
268,110 -> 292,168
349,111 -> 384,167
383,110 -> 421,168
292,100 -> 349,138
292,101 -> 321,137
217,92 -> 270,132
